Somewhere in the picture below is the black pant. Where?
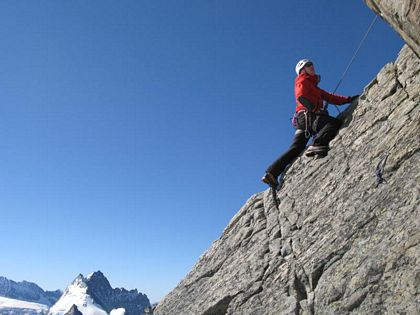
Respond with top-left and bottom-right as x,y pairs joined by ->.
266,112 -> 342,178
312,113 -> 342,146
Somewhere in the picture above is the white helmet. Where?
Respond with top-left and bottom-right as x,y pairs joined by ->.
295,59 -> 312,75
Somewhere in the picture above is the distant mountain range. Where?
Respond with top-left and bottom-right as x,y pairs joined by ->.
0,276 -> 61,315
0,276 -> 61,306
0,272 -> 150,315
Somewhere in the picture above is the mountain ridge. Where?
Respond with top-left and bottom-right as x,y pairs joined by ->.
0,276 -> 61,306
49,271 -> 150,315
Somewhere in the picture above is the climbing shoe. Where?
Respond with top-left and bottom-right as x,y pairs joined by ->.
261,172 -> 279,189
305,145 -> 329,157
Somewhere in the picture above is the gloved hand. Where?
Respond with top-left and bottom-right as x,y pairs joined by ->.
347,95 -> 360,103
318,108 -> 329,116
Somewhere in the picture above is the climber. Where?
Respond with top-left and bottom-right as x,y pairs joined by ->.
262,59 -> 359,188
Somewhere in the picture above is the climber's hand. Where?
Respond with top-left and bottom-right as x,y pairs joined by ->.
348,95 -> 360,103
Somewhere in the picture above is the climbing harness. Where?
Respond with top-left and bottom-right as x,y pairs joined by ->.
375,153 -> 389,187
327,15 -> 379,114
303,110 -> 312,138
292,110 -> 313,138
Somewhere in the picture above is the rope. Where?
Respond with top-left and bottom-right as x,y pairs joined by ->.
328,15 -> 379,114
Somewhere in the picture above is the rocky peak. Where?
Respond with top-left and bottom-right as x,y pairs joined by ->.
85,271 -> 114,304
86,271 -> 111,287
49,271 -> 150,315
64,304 -> 83,315
154,1 -> 419,314
69,275 -> 87,289
86,275 -> 149,315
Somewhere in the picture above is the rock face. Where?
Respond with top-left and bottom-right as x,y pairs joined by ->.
155,45 -> 419,315
364,0 -> 420,58
64,305 -> 83,315
154,4 -> 419,315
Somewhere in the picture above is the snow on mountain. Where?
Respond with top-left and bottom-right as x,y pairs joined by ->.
48,275 -> 107,315
0,276 -> 61,306
1,272 -> 149,315
49,271 -> 149,315
109,309 -> 125,315
0,295 -> 49,315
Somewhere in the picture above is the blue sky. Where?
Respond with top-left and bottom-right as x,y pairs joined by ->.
0,1 -> 404,303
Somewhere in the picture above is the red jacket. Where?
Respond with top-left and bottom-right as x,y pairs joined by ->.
295,73 -> 349,113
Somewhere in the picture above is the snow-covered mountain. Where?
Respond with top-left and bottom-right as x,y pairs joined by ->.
49,271 -> 150,315
48,274 -> 107,315
0,276 -> 61,306
0,276 -> 61,314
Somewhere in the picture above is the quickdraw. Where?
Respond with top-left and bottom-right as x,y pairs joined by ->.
292,110 -> 312,138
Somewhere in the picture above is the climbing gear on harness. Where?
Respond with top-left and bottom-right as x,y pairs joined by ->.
327,15 -> 379,114
375,153 -> 389,187
292,110 -> 313,138
295,59 -> 312,75
303,111 -> 312,138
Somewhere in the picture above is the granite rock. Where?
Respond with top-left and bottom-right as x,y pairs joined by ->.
154,2 -> 419,314
364,0 -> 420,57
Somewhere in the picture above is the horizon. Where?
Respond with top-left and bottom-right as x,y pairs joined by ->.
0,1 -> 405,303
